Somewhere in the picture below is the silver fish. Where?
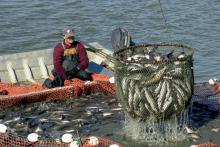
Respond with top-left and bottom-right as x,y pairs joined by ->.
143,66 -> 167,86
173,83 -> 188,101
121,77 -> 130,97
184,76 -> 192,96
127,80 -> 136,111
128,88 -> 134,112
167,68 -> 184,78
140,102 -> 149,116
173,79 -> 190,94
157,80 -> 167,108
175,91 -> 184,107
133,84 -> 142,110
154,80 -> 163,95
161,81 -> 172,110
127,63 -> 144,71
162,96 -> 173,114
143,88 -> 158,114
133,92 -> 140,111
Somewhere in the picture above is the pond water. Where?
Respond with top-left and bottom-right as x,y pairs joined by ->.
0,92 -> 219,146
0,1 -> 220,146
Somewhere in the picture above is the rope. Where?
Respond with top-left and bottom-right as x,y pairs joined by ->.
158,0 -> 169,32
157,0 -> 180,43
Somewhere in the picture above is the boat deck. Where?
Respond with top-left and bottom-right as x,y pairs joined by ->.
0,42 -> 114,84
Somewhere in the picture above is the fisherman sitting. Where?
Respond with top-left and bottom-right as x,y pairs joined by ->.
43,28 -> 91,88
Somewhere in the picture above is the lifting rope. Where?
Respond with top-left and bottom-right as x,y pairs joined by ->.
158,0 -> 169,32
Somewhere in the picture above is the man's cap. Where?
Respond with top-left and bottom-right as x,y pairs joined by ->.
62,28 -> 75,37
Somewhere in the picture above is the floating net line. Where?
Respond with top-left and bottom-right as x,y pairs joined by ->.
0,133 -> 121,147
113,43 -> 195,121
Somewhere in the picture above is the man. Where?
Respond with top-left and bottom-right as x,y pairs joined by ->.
46,28 -> 91,88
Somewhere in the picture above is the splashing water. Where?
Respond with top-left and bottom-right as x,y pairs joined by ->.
123,109 -> 190,145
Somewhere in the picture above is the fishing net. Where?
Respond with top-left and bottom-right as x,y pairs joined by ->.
113,43 -> 194,120
0,73 -> 115,108
0,133 -> 122,147
0,71 -> 220,146
0,73 -> 121,146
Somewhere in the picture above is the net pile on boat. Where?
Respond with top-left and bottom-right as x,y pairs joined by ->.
113,43 -> 194,121
0,73 -> 115,108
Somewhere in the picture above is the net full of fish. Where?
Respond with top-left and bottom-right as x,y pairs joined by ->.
0,94 -> 123,139
113,43 -> 194,121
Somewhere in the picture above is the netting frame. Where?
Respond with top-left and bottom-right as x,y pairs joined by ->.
113,43 -> 195,121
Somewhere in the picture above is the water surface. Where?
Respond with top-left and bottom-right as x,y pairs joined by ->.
0,1 -> 220,146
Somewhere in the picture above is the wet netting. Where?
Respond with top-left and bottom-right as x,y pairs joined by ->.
0,133 -> 121,147
0,73 -> 121,147
0,73 -> 115,108
113,43 -> 194,121
193,82 -> 220,113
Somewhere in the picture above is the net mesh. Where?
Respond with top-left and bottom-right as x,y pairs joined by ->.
113,43 -> 194,120
0,133 -> 121,147
0,73 -> 121,147
0,73 -> 115,108
0,71 -> 220,146
193,83 -> 220,113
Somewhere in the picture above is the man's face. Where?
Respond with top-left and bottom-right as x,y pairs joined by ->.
64,36 -> 75,44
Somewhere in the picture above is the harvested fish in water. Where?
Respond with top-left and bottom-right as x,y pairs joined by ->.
114,44 -> 194,120
144,64 -> 159,70
153,54 -> 163,62
166,50 -> 174,59
143,88 -> 158,114
144,54 -> 150,60
157,80 -> 167,108
154,80 -> 163,95
173,83 -> 188,101
133,84 -> 142,110
130,54 -> 146,61
142,66 -> 167,86
173,79 -> 191,95
159,81 -> 171,111
177,52 -> 186,59
166,68 -> 183,78
0,94 -> 123,139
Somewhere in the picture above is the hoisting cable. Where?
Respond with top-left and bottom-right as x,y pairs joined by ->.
158,0 -> 169,32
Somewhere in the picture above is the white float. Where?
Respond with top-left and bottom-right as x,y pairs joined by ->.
109,144 -> 120,147
88,136 -> 99,145
61,133 -> 73,143
27,133 -> 39,142
109,77 -> 115,83
69,141 -> 79,147
190,145 -> 198,147
0,124 -> 7,133
208,78 -> 217,85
